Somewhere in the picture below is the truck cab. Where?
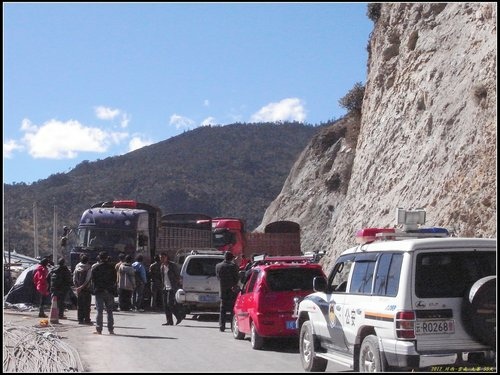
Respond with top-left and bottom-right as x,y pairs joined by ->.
69,200 -> 160,270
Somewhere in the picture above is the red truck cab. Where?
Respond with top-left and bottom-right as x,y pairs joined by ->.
212,217 -> 245,260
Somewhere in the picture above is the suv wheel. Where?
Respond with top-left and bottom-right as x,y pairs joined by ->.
250,322 -> 264,350
232,315 -> 245,340
299,321 -> 327,372
462,276 -> 496,347
359,335 -> 387,372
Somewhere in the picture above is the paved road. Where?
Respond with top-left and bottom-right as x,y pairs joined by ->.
4,306 -> 351,373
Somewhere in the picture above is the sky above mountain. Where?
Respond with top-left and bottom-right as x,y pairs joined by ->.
4,2 -> 373,184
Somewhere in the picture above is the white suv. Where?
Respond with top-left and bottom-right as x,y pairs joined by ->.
175,251 -> 225,314
296,211 -> 496,372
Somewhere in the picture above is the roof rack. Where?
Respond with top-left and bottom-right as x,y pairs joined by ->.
252,254 -> 315,264
176,248 -> 223,257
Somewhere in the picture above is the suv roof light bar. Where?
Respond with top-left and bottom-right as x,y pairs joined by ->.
356,208 -> 450,244
356,227 -> 450,244
376,227 -> 449,240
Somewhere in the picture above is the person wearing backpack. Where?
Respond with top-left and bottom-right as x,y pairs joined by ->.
73,254 -> 92,324
132,255 -> 147,312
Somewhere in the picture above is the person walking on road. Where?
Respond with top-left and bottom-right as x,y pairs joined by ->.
132,255 -> 147,311
91,251 -> 117,335
160,252 -> 185,326
33,257 -> 51,318
149,254 -> 163,311
48,257 -> 73,319
73,254 -> 93,324
215,251 -> 239,332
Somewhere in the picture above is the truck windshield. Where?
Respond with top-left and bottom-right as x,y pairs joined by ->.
77,228 -> 136,251
213,230 -> 236,248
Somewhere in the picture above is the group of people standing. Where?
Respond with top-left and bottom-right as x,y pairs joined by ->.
33,249 -> 240,335
114,253 -> 147,312
33,257 -> 72,320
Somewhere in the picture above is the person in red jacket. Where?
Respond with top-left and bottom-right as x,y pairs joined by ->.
33,257 -> 50,318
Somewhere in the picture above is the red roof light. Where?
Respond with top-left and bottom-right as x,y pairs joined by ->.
112,200 -> 137,209
356,228 -> 395,244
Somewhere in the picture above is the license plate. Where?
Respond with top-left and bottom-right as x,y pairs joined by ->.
198,294 -> 217,303
286,320 -> 297,329
415,320 -> 455,335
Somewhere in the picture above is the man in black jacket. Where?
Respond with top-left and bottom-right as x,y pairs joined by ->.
91,252 -> 117,335
49,257 -> 73,319
215,251 -> 239,332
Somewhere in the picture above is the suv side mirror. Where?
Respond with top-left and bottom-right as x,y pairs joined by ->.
313,276 -> 327,292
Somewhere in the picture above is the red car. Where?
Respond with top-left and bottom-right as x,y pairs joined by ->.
231,256 -> 325,350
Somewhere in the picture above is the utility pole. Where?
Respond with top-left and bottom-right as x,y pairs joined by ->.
6,201 -> 12,290
33,202 -> 39,259
53,205 -> 58,262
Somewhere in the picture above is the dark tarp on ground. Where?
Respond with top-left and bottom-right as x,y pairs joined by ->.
4,264 -> 76,307
4,264 -> 45,304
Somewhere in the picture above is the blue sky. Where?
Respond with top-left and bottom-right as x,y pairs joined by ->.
3,2 -> 373,185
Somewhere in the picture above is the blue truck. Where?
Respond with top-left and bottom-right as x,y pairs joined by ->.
69,200 -> 213,271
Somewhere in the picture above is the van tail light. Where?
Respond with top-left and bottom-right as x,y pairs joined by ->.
395,311 -> 415,339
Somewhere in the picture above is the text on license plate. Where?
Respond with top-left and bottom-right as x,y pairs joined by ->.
286,320 -> 297,329
415,320 -> 455,335
198,294 -> 217,303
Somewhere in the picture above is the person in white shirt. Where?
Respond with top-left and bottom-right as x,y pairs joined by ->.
160,253 -> 185,325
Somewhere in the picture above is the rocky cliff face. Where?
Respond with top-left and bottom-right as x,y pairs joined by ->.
259,3 -> 497,272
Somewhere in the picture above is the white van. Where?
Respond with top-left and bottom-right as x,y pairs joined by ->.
175,251 -> 225,314
296,209 -> 496,372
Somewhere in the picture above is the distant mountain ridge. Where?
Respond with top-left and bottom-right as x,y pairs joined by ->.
4,121 -> 325,257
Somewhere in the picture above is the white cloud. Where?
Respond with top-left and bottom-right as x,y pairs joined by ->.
120,113 -> 131,128
20,118 -> 37,132
169,114 -> 195,130
250,98 -> 306,123
95,106 -> 121,120
201,117 -> 216,126
3,139 -> 24,158
20,118 -> 127,159
128,136 -> 153,152
203,99 -> 210,107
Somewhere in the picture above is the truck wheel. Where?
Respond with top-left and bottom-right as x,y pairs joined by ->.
359,335 -> 387,372
462,276 -> 496,347
232,315 -> 245,340
251,322 -> 264,350
299,321 -> 327,372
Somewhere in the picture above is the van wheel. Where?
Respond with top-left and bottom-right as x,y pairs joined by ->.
462,276 -> 496,347
232,315 -> 245,340
300,321 -> 327,372
359,335 -> 387,372
251,322 -> 264,350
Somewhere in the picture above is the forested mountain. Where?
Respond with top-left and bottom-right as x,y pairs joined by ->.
4,121 -> 326,258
